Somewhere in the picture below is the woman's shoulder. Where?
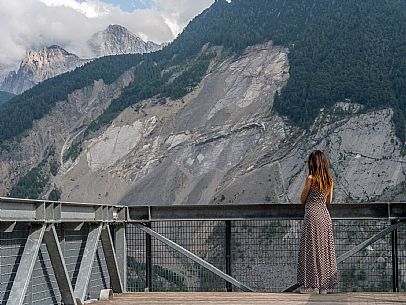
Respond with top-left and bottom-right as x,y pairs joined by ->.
306,175 -> 313,183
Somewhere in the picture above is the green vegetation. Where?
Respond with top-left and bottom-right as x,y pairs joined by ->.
9,162 -> 49,199
9,146 -> 59,199
63,141 -> 83,163
85,51 -> 215,135
1,0 -> 406,144
0,91 -> 15,104
49,160 -> 59,176
48,188 -> 61,201
127,256 -> 186,291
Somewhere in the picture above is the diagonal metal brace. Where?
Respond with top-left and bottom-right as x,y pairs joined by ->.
283,220 -> 406,292
135,223 -> 254,292
8,224 -> 46,305
100,225 -> 123,293
74,224 -> 102,301
44,225 -> 77,305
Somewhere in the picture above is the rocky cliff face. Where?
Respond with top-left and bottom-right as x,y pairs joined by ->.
2,40 -> 405,204
0,64 -> 16,84
88,24 -> 163,57
0,46 -> 89,94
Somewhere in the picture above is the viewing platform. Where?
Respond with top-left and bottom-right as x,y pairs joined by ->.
0,197 -> 405,305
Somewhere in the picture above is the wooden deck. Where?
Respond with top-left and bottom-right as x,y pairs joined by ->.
96,292 -> 406,305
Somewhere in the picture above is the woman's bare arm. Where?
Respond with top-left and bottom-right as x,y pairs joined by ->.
300,175 -> 313,204
326,182 -> 334,204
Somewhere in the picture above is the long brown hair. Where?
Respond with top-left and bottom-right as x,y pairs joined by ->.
308,150 -> 333,192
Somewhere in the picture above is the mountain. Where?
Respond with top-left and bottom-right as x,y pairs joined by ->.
0,45 -> 89,94
0,64 -> 16,84
88,24 -> 163,57
0,25 -> 163,94
1,0 -> 406,205
0,91 -> 14,104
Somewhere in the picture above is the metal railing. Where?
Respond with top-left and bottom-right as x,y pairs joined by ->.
126,203 -> 406,293
0,197 -> 405,304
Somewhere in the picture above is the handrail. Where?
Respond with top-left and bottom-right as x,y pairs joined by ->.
0,196 -> 127,222
1,197 -> 405,222
128,202 -> 406,221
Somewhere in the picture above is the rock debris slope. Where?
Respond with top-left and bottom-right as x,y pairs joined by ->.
57,41 -> 290,204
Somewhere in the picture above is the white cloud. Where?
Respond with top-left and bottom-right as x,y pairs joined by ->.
38,0 -> 111,18
151,0 -> 214,37
0,0 -> 215,68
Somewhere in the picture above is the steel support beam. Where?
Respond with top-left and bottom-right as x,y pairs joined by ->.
0,221 -> 16,232
114,225 -> 127,292
128,203 -> 406,221
145,222 -> 153,291
100,225 -> 123,293
135,223 -> 254,292
225,220 -> 232,292
8,224 -> 45,305
283,220 -> 406,292
0,196 -> 405,222
43,225 -> 77,305
74,224 -> 102,302
391,220 -> 399,292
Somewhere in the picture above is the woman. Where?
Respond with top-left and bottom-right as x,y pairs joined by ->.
297,150 -> 338,294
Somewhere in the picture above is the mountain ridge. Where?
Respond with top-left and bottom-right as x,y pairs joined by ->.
0,24 -> 164,94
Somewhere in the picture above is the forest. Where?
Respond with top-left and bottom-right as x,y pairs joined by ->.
0,91 -> 14,104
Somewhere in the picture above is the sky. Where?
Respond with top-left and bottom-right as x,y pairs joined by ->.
0,0 -> 215,69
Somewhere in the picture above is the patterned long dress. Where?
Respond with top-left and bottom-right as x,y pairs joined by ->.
297,184 -> 338,289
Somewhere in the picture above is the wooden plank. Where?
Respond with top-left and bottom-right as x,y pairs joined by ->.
95,292 -> 406,305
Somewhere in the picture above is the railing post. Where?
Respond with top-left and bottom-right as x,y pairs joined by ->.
225,220 -> 232,292
391,219 -> 399,292
145,222 -> 152,291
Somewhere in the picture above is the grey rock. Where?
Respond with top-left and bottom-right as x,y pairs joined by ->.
0,45 -> 89,94
88,24 -> 163,58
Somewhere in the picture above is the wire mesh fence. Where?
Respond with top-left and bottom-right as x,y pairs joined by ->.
399,223 -> 406,292
127,219 -> 405,293
0,224 -> 29,304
